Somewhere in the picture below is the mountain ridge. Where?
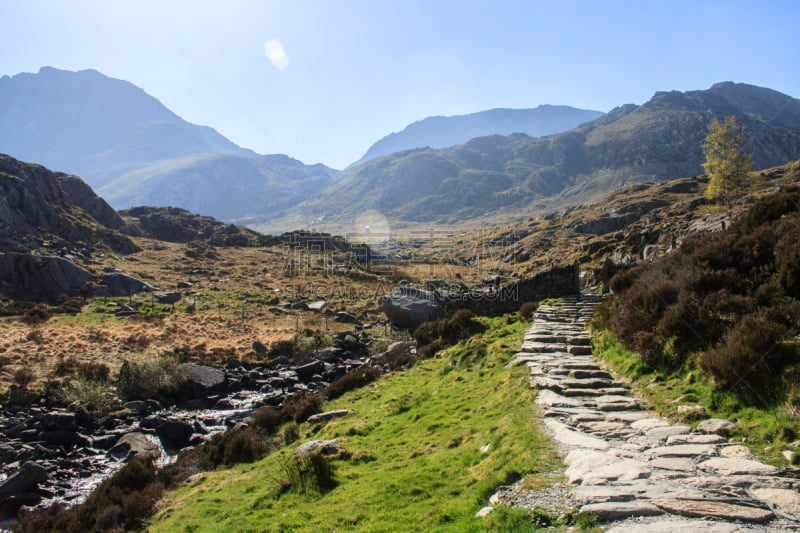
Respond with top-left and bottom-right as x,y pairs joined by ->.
350,105 -> 604,168
274,81 -> 800,232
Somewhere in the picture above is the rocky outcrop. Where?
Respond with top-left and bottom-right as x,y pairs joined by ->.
120,206 -> 269,246
0,154 -> 138,254
0,253 -> 93,300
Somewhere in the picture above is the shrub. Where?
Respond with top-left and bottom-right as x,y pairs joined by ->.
702,314 -> 792,400
116,357 -> 185,401
253,406 -> 282,433
13,367 -> 36,388
278,451 -> 337,495
281,392 -> 322,424
518,301 -> 538,321
221,427 -> 271,464
323,367 -> 381,400
21,304 -> 51,325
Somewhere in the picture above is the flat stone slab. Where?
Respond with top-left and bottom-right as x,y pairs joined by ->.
666,434 -> 727,445
606,411 -> 651,423
645,425 -> 691,440
653,498 -> 774,523
645,444 -> 718,458
561,388 -> 603,397
719,444 -> 757,460
631,418 -> 672,432
569,369 -> 611,379
572,483 -> 707,505
568,345 -> 594,355
598,387 -> 631,396
580,501 -> 663,521
649,457 -> 696,473
562,378 -> 615,389
535,389 -> 591,408
751,487 -> 800,516
579,421 -> 629,434
530,376 -> 564,391
543,419 -> 610,450
520,341 -> 568,353
697,457 -> 779,476
606,518 -> 753,532
595,395 -> 639,411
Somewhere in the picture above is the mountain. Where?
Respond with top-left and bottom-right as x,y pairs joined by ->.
286,82 -> 800,229
0,67 -> 250,188
0,67 -> 338,223
98,152 -> 338,224
351,105 -> 604,167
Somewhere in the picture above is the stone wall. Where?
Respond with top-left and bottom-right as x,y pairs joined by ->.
446,262 -> 580,316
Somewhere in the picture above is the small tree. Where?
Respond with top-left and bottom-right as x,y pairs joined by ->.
702,115 -> 753,209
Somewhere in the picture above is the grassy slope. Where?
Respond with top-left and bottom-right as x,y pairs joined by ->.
148,316 -> 561,532
593,328 -> 800,465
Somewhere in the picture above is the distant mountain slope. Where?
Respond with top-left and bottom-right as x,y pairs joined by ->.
100,153 -> 338,223
0,67 -> 339,222
289,82 -> 800,228
351,105 -> 604,167
0,67 -> 250,188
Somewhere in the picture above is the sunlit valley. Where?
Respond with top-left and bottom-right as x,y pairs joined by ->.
2,2 -> 800,531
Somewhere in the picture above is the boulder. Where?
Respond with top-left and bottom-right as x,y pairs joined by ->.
92,272 -> 155,297
294,439 -> 341,458
252,341 -> 268,355
155,292 -> 182,304
0,253 -> 93,300
307,300 -> 327,312
156,420 -> 194,452
0,461 -> 48,511
108,431 -> 161,460
334,311 -> 359,324
178,363 -> 227,399
296,360 -> 326,382
380,287 -> 441,330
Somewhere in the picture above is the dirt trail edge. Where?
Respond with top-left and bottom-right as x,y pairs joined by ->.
491,295 -> 800,532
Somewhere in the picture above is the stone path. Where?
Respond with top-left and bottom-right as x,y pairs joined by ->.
492,295 -> 800,531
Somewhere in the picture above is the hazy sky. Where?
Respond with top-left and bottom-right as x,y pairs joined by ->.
2,0 -> 799,169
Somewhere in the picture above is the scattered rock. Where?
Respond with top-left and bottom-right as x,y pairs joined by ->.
696,418 -> 735,435
306,409 -> 354,424
294,440 -> 341,458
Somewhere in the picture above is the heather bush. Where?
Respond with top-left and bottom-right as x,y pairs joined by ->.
606,187 -> 800,400
323,366 -> 381,400
518,301 -> 538,320
702,314 -> 793,400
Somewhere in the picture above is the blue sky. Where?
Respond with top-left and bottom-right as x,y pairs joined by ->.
2,0 -> 799,169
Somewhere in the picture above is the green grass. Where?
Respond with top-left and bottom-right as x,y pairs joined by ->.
593,328 -> 800,465
148,315 -> 563,532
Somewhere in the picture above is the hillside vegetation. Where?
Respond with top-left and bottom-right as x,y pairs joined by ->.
594,180 -> 800,461
147,315 -> 562,532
